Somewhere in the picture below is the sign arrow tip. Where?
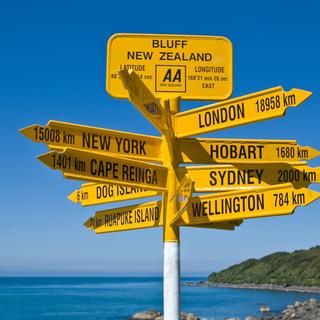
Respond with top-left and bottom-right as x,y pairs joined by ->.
306,188 -> 320,204
68,190 -> 79,203
293,88 -> 313,105
119,69 -> 130,89
84,217 -> 94,230
19,125 -> 36,140
37,152 -> 54,168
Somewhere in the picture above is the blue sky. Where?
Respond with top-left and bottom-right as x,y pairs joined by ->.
1,0 -> 319,276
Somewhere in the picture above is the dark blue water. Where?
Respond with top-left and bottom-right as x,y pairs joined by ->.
0,277 -> 319,320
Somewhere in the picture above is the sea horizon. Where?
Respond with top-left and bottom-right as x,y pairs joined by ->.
1,276 -> 320,320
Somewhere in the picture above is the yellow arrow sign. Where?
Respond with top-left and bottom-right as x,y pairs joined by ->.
177,137 -> 320,164
106,33 -> 233,100
174,184 -> 320,227
38,148 -> 168,191
179,162 -> 320,192
119,69 -> 166,133
83,200 -> 242,233
68,183 -> 160,206
19,120 -> 162,162
85,200 -> 163,234
174,86 -> 312,138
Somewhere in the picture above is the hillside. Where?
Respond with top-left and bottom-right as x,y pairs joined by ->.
208,246 -> 320,287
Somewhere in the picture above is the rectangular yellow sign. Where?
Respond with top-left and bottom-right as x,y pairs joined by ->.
177,138 -> 320,164
179,162 -> 320,192
85,200 -> 163,234
174,86 -> 312,137
175,184 -> 320,226
38,148 -> 168,191
19,120 -> 162,162
106,33 -> 233,100
68,183 -> 160,206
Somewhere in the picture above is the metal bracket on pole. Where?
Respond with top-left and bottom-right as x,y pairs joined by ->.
170,174 -> 194,226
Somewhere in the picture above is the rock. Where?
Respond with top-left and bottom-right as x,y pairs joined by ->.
260,306 -> 270,313
294,301 -> 303,307
131,309 -> 160,320
132,299 -> 320,320
256,298 -> 320,320
182,313 -> 199,320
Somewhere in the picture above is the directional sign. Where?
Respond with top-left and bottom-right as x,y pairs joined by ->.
84,200 -> 242,233
19,120 -> 162,162
177,137 -> 320,164
38,148 -> 168,191
107,33 -> 233,100
179,162 -> 320,192
68,183 -> 160,206
119,69 -> 166,132
174,86 -> 312,138
174,184 -> 320,227
85,200 -> 163,234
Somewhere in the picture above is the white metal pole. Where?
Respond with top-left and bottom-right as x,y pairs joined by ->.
164,242 -> 180,320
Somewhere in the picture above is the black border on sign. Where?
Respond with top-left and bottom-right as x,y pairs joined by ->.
155,65 -> 187,93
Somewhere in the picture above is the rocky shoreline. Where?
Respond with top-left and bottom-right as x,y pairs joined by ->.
183,281 -> 320,294
130,309 -> 199,320
130,298 -> 320,320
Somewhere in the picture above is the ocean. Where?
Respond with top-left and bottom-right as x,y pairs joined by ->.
0,277 -> 319,320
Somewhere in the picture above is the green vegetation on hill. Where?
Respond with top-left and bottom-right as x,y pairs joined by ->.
208,246 -> 320,287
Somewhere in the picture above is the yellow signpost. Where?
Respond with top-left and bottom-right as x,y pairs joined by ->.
174,86 -> 312,138
20,33 -> 320,320
175,184 -> 320,227
68,183 -> 160,206
179,162 -> 320,192
20,120 -> 162,162
38,148 -> 168,191
177,137 -> 320,164
106,33 -> 233,100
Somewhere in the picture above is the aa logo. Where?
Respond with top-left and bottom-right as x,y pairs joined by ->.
162,69 -> 181,82
156,65 -> 186,92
